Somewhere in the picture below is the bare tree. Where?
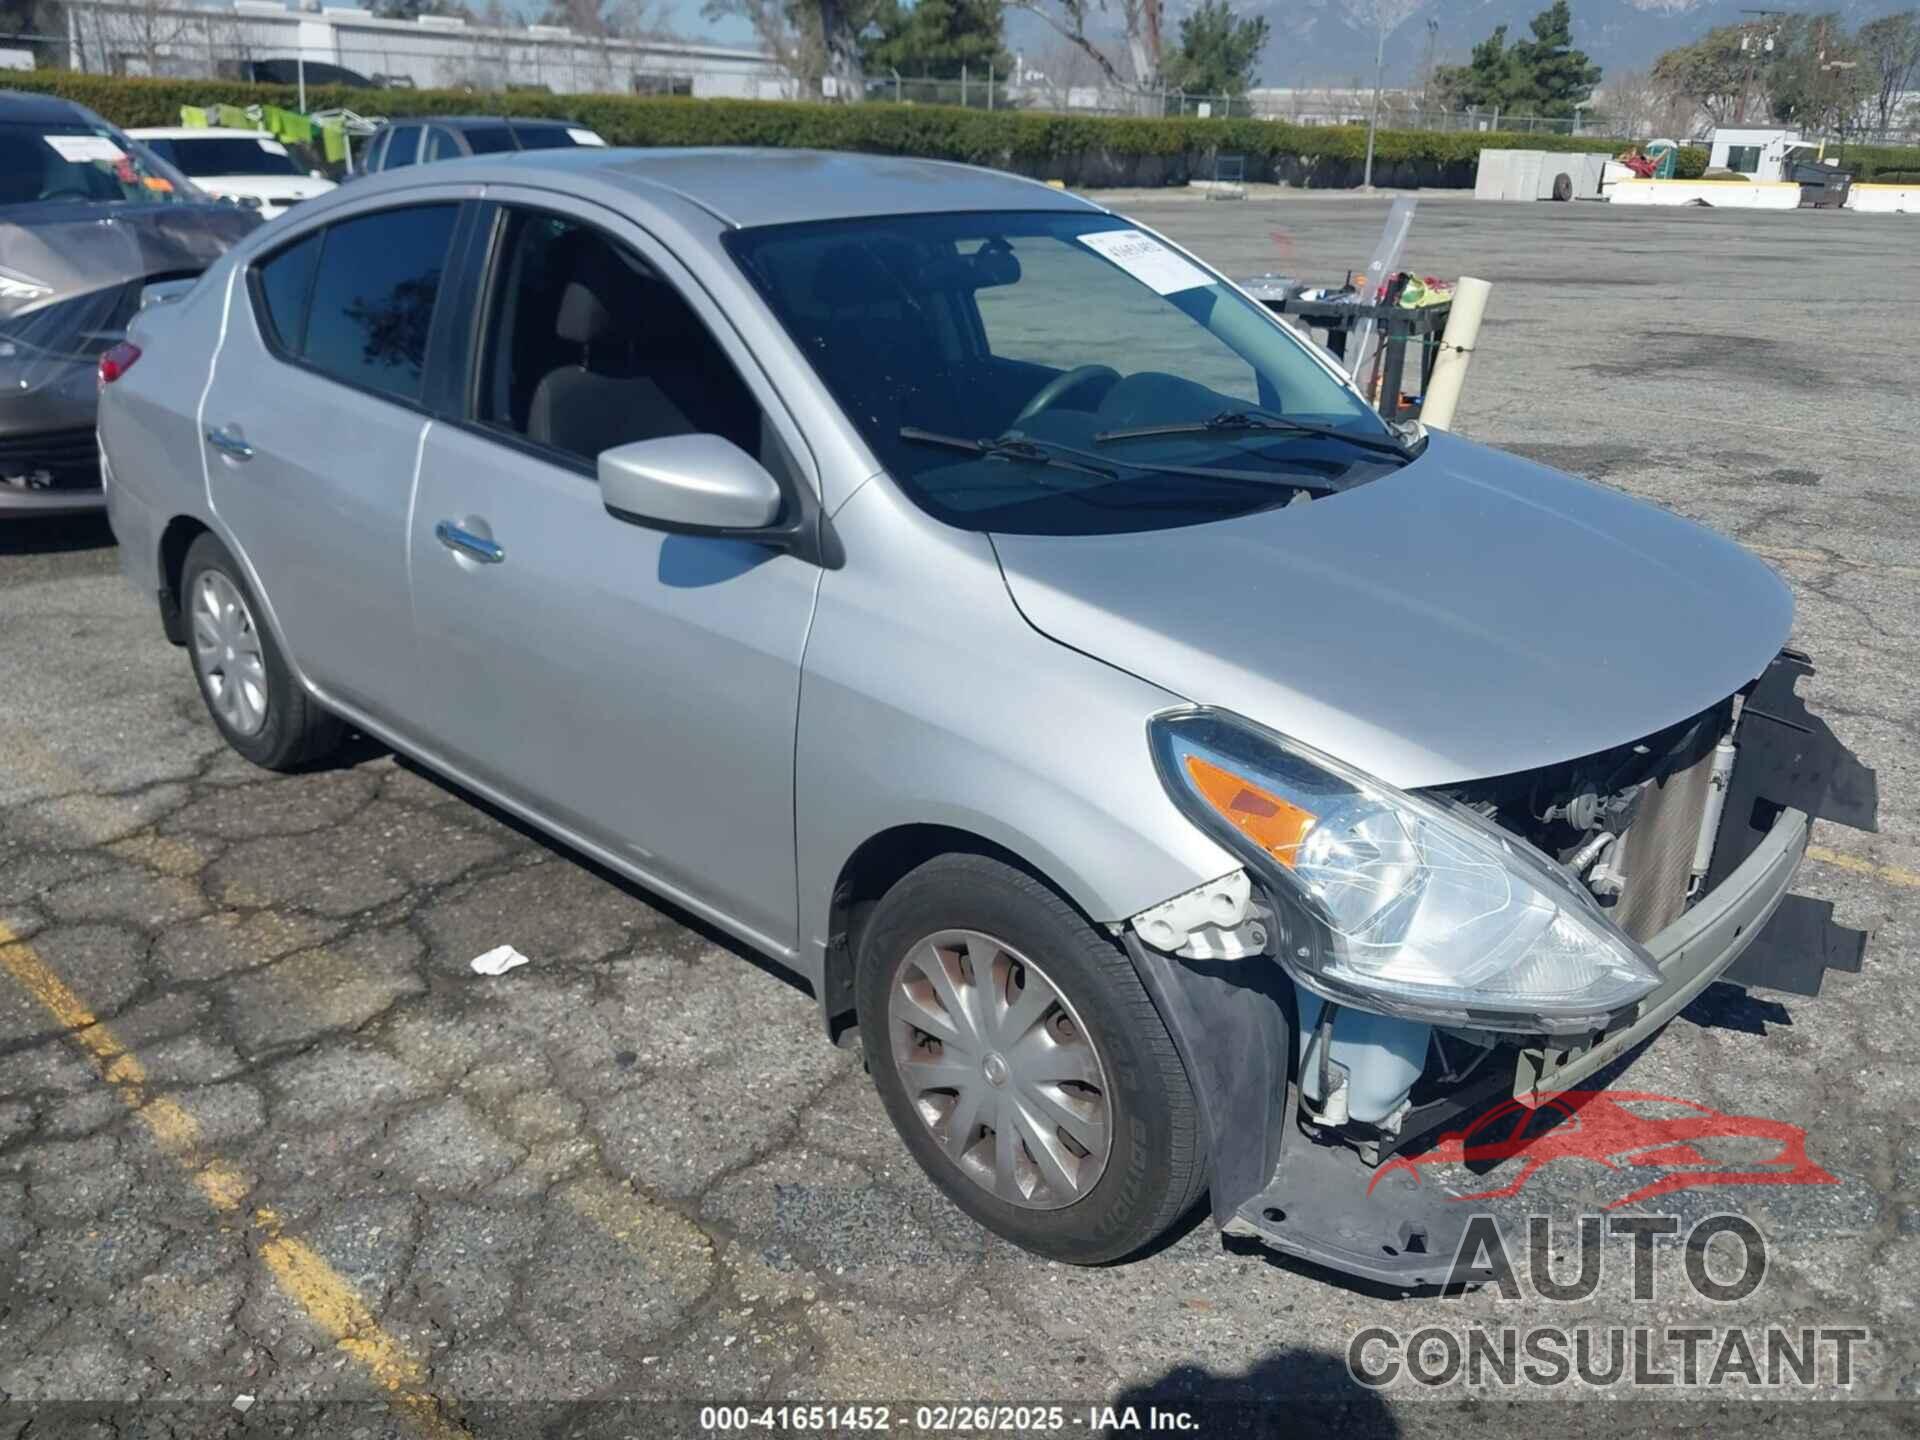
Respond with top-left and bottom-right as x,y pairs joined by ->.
1005,0 -> 1163,105
1858,10 -> 1920,138
702,0 -> 865,98
71,0 -> 200,75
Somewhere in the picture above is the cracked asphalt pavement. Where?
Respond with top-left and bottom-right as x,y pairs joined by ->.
1,195 -> 1916,1438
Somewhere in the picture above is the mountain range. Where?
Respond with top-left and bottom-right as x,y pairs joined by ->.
1247,0 -> 1913,88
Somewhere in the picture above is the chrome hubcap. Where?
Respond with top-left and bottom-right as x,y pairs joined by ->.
190,570 -> 269,737
889,929 -> 1112,1210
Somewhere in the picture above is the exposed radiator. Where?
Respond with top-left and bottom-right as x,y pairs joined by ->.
1609,743 -> 1719,941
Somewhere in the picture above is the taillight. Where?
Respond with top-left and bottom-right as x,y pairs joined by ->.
98,341 -> 141,385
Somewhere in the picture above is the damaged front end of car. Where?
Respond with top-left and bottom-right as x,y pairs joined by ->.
1123,649 -> 1877,1287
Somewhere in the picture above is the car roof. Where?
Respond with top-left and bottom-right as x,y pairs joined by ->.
386,115 -> 579,130
129,127 -> 274,140
401,146 -> 1097,229
0,89 -> 101,125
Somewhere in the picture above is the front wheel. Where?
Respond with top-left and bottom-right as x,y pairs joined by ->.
856,854 -> 1208,1264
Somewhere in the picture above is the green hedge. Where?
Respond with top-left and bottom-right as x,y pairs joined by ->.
5,69 -> 1911,186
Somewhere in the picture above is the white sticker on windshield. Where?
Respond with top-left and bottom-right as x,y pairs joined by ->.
258,138 -> 289,156
44,134 -> 127,164
1077,228 -> 1212,295
567,128 -> 608,147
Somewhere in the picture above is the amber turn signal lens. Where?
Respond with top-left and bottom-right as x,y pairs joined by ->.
1183,753 -> 1317,866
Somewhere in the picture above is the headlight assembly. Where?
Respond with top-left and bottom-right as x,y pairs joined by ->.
1149,708 -> 1661,1033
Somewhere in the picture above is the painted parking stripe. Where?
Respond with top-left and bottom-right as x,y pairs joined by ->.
1806,844 -> 1920,890
0,924 -> 462,1439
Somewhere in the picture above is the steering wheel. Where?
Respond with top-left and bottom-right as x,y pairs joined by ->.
39,185 -> 93,203
1013,364 -> 1120,426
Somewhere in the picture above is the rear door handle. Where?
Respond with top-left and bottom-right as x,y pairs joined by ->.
435,519 -> 505,564
205,425 -> 253,461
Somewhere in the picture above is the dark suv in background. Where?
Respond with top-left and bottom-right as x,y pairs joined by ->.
358,115 -> 606,174
0,90 -> 256,518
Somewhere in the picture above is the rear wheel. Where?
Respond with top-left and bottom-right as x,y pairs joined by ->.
181,532 -> 342,771
857,854 -> 1208,1264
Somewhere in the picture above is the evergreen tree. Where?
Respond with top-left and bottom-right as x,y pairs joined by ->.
1162,0 -> 1269,95
1433,1 -> 1599,119
860,0 -> 1007,79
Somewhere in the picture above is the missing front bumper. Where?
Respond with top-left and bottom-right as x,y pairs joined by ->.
1514,806 -> 1808,1101
1123,649 -> 1876,1289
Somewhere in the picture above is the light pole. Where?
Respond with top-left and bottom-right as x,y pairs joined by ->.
1361,6 -> 1388,190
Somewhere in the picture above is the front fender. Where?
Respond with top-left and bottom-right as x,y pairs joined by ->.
794,479 -> 1234,998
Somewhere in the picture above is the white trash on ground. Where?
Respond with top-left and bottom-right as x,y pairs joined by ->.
470,944 -> 531,977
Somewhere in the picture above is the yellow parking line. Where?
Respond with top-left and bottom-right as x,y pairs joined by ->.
1806,844 -> 1920,890
0,925 -> 461,1439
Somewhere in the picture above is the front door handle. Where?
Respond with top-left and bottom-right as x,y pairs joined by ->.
205,425 -> 253,461
435,519 -> 505,564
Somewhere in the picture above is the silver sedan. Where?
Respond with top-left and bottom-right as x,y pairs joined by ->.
97,147 -> 1871,1282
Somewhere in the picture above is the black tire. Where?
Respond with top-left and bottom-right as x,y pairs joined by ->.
1551,172 -> 1573,201
856,853 -> 1208,1264
180,531 -> 343,771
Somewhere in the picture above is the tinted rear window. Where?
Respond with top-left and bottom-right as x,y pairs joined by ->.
509,124 -> 580,150
461,126 -> 516,155
254,230 -> 321,353
301,204 -> 457,404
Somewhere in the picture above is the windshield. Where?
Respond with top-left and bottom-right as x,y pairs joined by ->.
142,135 -> 302,178
0,123 -> 192,208
726,211 -> 1398,535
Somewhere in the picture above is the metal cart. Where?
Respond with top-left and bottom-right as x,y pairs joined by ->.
1251,288 -> 1453,424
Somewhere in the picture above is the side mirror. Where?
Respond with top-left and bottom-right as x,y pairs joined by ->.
598,434 -> 783,534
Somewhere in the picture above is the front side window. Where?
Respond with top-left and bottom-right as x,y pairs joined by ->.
424,128 -> 463,163
297,204 -> 457,403
0,122 -> 190,208
145,135 -> 302,178
726,211 -> 1393,536
472,206 -> 790,488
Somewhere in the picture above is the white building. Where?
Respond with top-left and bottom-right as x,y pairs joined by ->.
63,0 -> 793,100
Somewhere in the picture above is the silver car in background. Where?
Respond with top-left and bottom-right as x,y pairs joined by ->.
0,90 -> 256,517
97,148 -> 1874,1282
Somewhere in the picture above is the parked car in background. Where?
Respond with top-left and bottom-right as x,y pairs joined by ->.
356,115 -> 606,174
96,149 -> 1871,1281
131,127 -> 337,219
0,90 -> 257,517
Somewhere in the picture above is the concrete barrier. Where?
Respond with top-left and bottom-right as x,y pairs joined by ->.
1607,178 -> 1800,209
1848,183 -> 1920,213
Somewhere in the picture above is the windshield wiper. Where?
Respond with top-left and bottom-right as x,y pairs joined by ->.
1095,409 -> 1412,460
898,427 -> 1119,482
901,425 -> 1353,497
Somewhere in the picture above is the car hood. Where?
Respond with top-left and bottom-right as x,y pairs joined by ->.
990,430 -> 1794,789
